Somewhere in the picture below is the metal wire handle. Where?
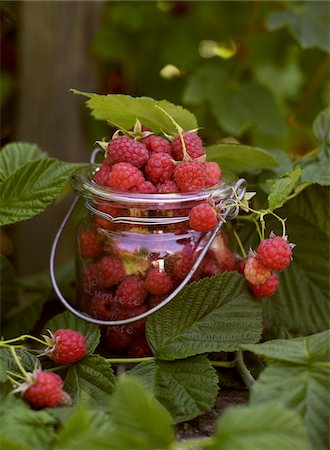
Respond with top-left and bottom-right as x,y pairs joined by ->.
50,151 -> 246,325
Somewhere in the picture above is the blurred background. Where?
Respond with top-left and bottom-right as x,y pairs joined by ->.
1,0 -> 329,275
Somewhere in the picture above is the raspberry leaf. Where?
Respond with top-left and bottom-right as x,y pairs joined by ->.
0,348 -> 38,377
64,355 -> 116,407
0,142 -> 47,182
146,272 -> 262,360
247,333 -> 330,450
267,166 -> 302,211
209,402 -> 309,450
206,143 -> 278,174
45,311 -> 100,354
72,90 -> 198,135
0,158 -> 82,226
130,355 -> 218,423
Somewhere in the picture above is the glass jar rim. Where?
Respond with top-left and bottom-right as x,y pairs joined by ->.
71,165 -> 233,205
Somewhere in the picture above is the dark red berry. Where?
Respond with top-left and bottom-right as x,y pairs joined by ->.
79,230 -> 103,259
109,162 -> 145,190
189,203 -> 218,232
143,135 -> 172,155
116,275 -> 148,307
98,256 -> 126,288
51,329 -> 86,365
93,165 -> 112,186
145,153 -> 174,184
145,268 -> 173,295
172,132 -> 205,161
174,161 -> 206,192
127,335 -> 152,357
106,136 -> 148,168
249,272 -> 279,298
24,370 -> 64,409
257,235 -> 293,272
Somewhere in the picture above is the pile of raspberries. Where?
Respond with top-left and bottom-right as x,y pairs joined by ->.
78,130 -> 293,357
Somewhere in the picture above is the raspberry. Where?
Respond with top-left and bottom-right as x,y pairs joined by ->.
172,132 -> 205,161
145,153 -> 174,184
174,161 -> 206,192
105,327 -> 132,353
89,292 -> 115,319
130,180 -> 157,194
249,272 -> 279,298
203,161 -> 222,188
127,335 -> 152,357
109,162 -> 145,191
244,255 -> 271,285
199,251 -> 220,277
79,229 -> 103,259
237,258 -> 246,274
189,203 -> 218,232
149,295 -> 165,308
50,329 -> 86,365
257,235 -> 293,271
167,245 -> 197,282
106,136 -> 149,168
24,370 -> 64,409
98,256 -> 126,288
143,135 -> 172,155
116,275 -> 147,307
145,268 -> 173,295
94,203 -> 123,230
82,263 -> 99,295
93,165 -> 112,186
156,180 -> 178,193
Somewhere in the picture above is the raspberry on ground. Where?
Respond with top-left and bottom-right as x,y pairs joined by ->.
98,256 -> 126,288
203,161 -> 222,188
24,370 -> 65,409
93,165 -> 112,187
79,229 -> 103,259
145,153 -> 174,184
145,267 -> 173,295
106,136 -> 149,168
257,234 -> 293,271
49,329 -> 86,365
127,335 -> 152,357
109,162 -> 145,191
115,275 -> 148,307
143,135 -> 172,155
172,132 -> 205,161
249,272 -> 279,298
244,255 -> 271,285
156,180 -> 178,193
174,161 -> 206,192
189,203 -> 218,232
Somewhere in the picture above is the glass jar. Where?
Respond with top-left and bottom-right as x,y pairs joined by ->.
70,165 -> 237,357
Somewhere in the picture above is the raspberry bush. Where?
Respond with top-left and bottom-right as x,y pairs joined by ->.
0,96 -> 329,450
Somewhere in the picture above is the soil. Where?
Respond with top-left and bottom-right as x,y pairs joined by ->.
176,389 -> 249,439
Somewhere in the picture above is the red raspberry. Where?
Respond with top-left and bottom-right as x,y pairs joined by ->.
145,153 -> 174,184
107,304 -> 148,339
189,203 -> 218,232
217,247 -> 236,272
105,327 -> 132,353
109,163 -> 145,191
130,180 -> 157,194
149,295 -> 165,308
167,245 -> 197,282
203,162 -> 222,188
50,329 -> 86,365
257,235 -> 293,271
79,230 -> 103,259
249,272 -> 279,298
93,165 -> 112,186
145,268 -> 173,295
106,136 -> 149,168
89,292 -> 115,319
116,275 -> 147,307
244,255 -> 271,285
94,203 -> 123,230
172,132 -> 205,161
98,256 -> 126,288
199,251 -> 220,277
127,335 -> 152,357
174,161 -> 206,192
82,263 -> 100,295
143,135 -> 172,155
24,370 -> 64,409
237,258 -> 246,274
156,180 -> 178,193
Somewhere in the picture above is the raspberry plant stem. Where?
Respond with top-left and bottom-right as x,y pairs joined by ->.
235,350 -> 255,389
232,228 -> 247,258
10,347 -> 32,382
6,370 -> 26,381
105,357 -> 154,364
0,334 -> 50,347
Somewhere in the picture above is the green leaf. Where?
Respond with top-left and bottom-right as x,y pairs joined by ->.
45,311 -> 100,354
0,142 -> 47,182
72,90 -> 197,134
242,330 -> 330,365
266,1 -> 330,53
0,158 -> 82,226
0,395 -> 56,450
251,363 -> 329,449
206,144 -> 278,174
210,402 -> 309,450
130,356 -> 219,423
263,186 -> 329,338
300,147 -> 330,186
267,166 -> 302,210
0,436 -> 27,450
109,376 -> 173,449
0,348 -> 39,376
64,355 -> 116,407
146,272 -> 262,360
313,107 -> 330,146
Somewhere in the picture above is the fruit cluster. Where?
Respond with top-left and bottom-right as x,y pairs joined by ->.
77,129 -> 238,356
238,232 -> 294,298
